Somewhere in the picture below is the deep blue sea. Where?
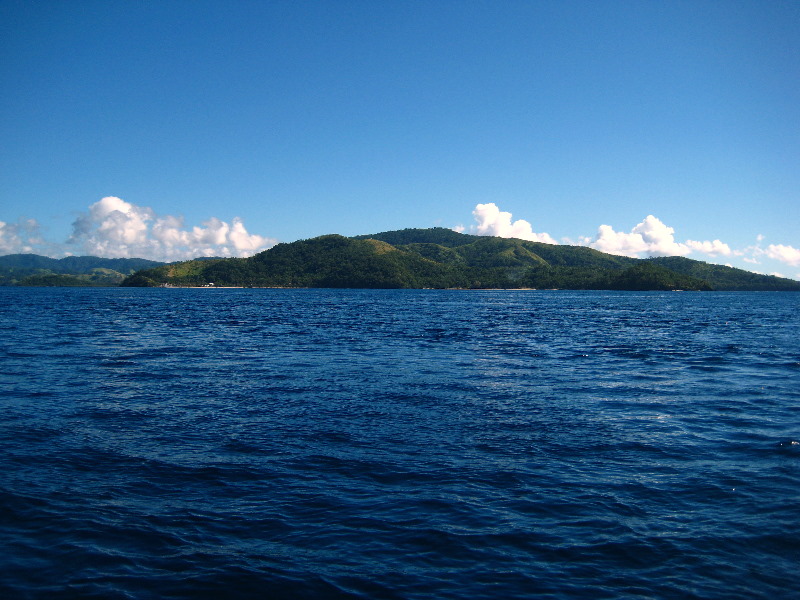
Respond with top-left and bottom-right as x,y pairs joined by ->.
1,288 -> 798,599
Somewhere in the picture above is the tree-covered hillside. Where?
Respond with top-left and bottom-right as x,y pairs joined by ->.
353,227 -> 474,247
648,256 -> 799,291
121,229 -> 800,291
124,235 -> 469,289
0,254 -> 165,286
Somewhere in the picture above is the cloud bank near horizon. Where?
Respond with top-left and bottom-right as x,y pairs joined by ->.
456,203 -> 800,278
69,197 -> 277,261
584,214 -> 733,258
1,197 -> 276,262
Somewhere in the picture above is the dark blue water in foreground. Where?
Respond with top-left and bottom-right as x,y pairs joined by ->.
1,288 -> 799,599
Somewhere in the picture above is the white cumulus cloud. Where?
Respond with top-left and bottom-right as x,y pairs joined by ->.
0,218 -> 44,254
460,203 -> 557,244
588,224 -> 650,256
589,215 -> 691,257
684,239 -> 732,256
765,243 -> 800,267
68,197 -> 276,261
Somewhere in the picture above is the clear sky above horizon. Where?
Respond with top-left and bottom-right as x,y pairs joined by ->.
2,0 -> 799,277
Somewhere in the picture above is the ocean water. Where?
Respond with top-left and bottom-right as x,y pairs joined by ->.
1,287 -> 798,599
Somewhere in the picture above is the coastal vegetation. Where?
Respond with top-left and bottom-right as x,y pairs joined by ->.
119,228 -> 800,291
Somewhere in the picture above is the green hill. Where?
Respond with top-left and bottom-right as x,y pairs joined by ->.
648,256 -> 799,291
123,235 -> 468,289
353,227 -> 474,247
0,254 -> 165,286
120,229 -> 800,291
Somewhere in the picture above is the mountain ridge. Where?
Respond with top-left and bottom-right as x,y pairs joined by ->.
118,228 -> 800,291
0,254 -> 166,286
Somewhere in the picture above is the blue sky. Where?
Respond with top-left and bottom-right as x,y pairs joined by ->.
2,0 -> 798,276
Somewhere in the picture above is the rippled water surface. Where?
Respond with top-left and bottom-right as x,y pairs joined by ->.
1,288 -> 799,599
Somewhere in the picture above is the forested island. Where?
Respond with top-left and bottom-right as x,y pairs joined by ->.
116,228 -> 800,291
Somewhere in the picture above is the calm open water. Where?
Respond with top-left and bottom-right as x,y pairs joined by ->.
1,288 -> 798,599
